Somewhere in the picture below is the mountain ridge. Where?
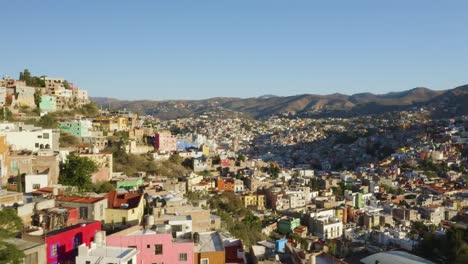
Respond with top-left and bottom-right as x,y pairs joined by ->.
92,86 -> 466,119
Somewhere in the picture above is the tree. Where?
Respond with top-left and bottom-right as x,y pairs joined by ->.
77,103 -> 99,116
63,80 -> 70,89
328,240 -> 338,256
237,154 -> 246,162
36,114 -> 58,128
59,155 -> 97,191
19,69 -> 45,87
0,107 -> 13,121
59,133 -> 79,147
92,181 -> 115,193
0,208 -> 25,263
16,173 -> 24,193
169,154 -> 183,164
34,89 -> 41,109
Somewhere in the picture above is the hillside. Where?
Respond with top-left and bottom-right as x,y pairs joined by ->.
92,86 -> 467,119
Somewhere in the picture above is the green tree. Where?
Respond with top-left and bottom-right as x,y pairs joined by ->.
237,154 -> 246,162
19,69 -> 45,87
328,240 -> 337,256
63,80 -> 70,89
0,107 -> 13,121
92,181 -> 115,193
77,103 -> 99,116
34,89 -> 42,109
16,173 -> 24,193
169,154 -> 183,164
36,114 -> 58,128
0,208 -> 25,263
59,155 -> 98,191
59,133 -> 79,147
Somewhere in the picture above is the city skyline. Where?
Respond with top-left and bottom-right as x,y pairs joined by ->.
1,0 -> 468,100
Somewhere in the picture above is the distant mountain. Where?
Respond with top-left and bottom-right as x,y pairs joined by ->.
258,94 -> 279,99
92,85 -> 467,119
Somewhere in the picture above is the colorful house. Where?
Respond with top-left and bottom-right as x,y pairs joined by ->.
241,194 -> 266,210
0,135 -> 9,188
154,131 -> 177,152
59,119 -> 93,137
278,218 -> 301,235
39,95 -> 57,112
216,177 -> 235,192
55,195 -> 108,222
104,191 -> 145,227
194,232 -> 225,264
115,177 -> 143,189
22,221 -> 102,264
106,225 -> 194,264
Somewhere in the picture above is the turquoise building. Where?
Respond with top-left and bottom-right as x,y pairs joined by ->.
278,218 -> 301,235
39,95 -> 57,112
59,119 -> 93,137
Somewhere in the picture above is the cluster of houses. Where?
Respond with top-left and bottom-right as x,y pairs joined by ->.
0,76 -> 89,113
0,73 -> 467,264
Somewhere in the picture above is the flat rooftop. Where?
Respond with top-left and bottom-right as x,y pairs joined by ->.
195,232 -> 224,253
88,245 -> 137,259
5,238 -> 44,251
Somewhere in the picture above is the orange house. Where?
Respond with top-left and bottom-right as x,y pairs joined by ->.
216,177 -> 235,192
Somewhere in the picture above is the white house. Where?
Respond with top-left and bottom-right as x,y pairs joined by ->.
311,215 -> 343,239
0,123 -> 60,152
25,174 -> 48,193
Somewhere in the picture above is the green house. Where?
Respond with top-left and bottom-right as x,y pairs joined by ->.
116,177 -> 143,189
278,218 -> 301,235
39,95 -> 57,112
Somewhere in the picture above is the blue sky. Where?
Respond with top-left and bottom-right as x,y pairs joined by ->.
1,0 -> 467,100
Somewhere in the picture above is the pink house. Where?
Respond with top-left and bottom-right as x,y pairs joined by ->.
155,131 -> 177,152
23,221 -> 102,264
107,226 -> 194,264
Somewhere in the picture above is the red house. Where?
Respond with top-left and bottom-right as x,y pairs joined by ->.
44,221 -> 101,264
216,177 -> 235,192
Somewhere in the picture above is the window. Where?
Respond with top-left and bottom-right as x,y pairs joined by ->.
73,234 -> 82,251
43,133 -> 50,139
50,243 -> 59,257
179,253 -> 188,261
35,143 -> 39,148
171,225 -> 183,232
79,207 -> 88,219
25,252 -> 38,264
147,244 -> 150,248
127,260 -> 133,264
85,261 -> 91,264
32,184 -> 41,190
201,258 -> 209,264
154,244 -> 163,255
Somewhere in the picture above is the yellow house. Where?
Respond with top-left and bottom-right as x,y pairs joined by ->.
201,145 -> 210,156
104,191 -> 145,227
0,136 -> 9,187
242,194 -> 266,210
116,117 -> 128,131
